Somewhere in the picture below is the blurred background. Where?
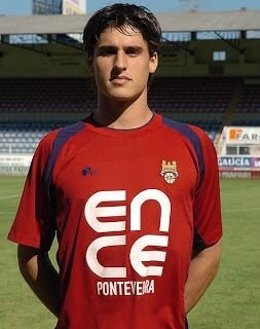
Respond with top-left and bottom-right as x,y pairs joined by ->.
0,1 -> 259,328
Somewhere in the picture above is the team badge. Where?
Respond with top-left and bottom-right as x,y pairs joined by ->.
160,160 -> 179,184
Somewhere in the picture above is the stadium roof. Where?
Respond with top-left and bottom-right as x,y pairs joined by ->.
0,9 -> 260,35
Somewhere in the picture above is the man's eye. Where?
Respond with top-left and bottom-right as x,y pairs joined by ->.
98,48 -> 115,56
126,48 -> 139,56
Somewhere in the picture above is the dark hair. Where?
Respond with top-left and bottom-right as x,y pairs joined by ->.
83,3 -> 161,60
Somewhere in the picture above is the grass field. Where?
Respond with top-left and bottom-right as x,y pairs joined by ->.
1,176 -> 260,329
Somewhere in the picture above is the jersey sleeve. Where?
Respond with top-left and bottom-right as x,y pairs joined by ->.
7,131 -> 58,251
191,126 -> 223,254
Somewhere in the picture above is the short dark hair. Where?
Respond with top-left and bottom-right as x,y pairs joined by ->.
83,3 -> 161,60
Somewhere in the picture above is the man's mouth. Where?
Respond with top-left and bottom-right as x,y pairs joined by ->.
109,75 -> 131,82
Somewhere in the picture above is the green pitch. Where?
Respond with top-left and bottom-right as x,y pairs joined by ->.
1,176 -> 260,329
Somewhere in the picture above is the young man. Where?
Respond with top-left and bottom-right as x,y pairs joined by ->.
8,3 -> 222,329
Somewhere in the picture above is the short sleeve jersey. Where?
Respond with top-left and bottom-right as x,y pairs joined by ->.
8,113 -> 222,329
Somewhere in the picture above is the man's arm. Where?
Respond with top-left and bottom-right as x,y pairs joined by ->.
17,244 -> 60,317
184,239 -> 222,314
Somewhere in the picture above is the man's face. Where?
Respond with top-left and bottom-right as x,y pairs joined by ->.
90,26 -> 158,102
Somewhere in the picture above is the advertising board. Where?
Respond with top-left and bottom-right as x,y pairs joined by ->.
218,155 -> 260,179
0,155 -> 33,175
225,127 -> 260,145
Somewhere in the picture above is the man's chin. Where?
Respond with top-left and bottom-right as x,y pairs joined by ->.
107,93 -> 137,103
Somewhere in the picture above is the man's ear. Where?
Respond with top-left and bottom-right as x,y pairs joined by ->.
149,51 -> 158,74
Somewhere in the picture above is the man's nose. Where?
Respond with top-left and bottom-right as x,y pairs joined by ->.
113,51 -> 127,70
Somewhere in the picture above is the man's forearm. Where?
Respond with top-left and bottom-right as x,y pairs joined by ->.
18,245 -> 60,317
184,240 -> 221,314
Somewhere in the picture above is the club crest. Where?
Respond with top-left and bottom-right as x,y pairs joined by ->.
160,160 -> 179,184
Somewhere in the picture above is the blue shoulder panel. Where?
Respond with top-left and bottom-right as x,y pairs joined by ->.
163,117 -> 208,253
162,117 -> 205,182
44,121 -> 85,217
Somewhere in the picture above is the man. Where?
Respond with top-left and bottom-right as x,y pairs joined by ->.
8,3 -> 222,329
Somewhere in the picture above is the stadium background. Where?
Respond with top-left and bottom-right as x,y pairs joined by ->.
0,1 -> 260,328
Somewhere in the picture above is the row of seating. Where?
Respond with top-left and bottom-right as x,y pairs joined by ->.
1,77 -> 259,115
236,85 -> 260,113
0,77 -> 237,114
1,77 -> 259,155
0,120 -> 221,155
0,123 -> 57,154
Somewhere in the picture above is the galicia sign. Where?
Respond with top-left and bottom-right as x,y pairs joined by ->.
218,157 -> 251,168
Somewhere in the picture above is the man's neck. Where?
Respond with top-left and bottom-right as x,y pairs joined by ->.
94,94 -> 153,129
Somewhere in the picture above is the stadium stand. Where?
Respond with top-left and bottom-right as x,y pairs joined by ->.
0,78 -> 97,113
0,77 -> 235,114
238,85 -> 260,113
0,10 -> 260,159
230,83 -> 260,126
0,76 -> 259,154
148,77 -> 238,137
0,122 -> 62,154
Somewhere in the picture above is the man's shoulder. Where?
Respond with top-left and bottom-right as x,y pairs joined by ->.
41,121 -> 85,147
160,115 -> 211,144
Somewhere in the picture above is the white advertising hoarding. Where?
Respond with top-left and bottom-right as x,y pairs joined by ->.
0,154 -> 33,175
63,0 -> 86,14
0,155 -> 32,167
224,127 -> 260,145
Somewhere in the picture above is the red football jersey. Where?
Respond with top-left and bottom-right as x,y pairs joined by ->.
8,113 -> 222,329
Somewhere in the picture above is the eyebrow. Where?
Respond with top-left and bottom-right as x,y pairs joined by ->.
96,45 -> 144,52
